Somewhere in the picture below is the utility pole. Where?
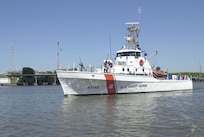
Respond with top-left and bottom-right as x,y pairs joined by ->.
9,43 -> 16,72
199,61 -> 202,77
57,41 -> 60,70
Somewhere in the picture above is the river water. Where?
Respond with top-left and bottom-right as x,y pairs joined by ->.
0,86 -> 204,137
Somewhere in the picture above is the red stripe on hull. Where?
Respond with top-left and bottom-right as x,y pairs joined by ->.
104,74 -> 116,94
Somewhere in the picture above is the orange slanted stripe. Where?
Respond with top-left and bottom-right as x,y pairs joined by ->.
104,74 -> 116,94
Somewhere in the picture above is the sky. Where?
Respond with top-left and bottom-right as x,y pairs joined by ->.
1,0 -> 204,73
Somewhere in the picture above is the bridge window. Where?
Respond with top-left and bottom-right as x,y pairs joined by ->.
116,51 -> 141,57
136,52 -> 141,57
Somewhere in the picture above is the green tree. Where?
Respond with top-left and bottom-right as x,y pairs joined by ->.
22,67 -> 35,74
22,67 -> 35,85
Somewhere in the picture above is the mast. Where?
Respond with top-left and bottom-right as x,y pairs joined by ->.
109,34 -> 112,60
138,7 -> 142,28
124,8 -> 142,49
125,22 -> 140,49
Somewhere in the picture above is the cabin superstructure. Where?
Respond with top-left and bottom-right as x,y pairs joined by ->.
105,22 -> 152,75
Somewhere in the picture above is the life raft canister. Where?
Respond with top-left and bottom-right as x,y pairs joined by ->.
139,59 -> 144,66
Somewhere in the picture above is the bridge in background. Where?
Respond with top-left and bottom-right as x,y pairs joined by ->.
6,73 -> 60,85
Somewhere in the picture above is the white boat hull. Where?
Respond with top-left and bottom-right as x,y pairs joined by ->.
57,70 -> 193,95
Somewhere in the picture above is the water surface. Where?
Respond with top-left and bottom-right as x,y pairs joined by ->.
0,86 -> 204,137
